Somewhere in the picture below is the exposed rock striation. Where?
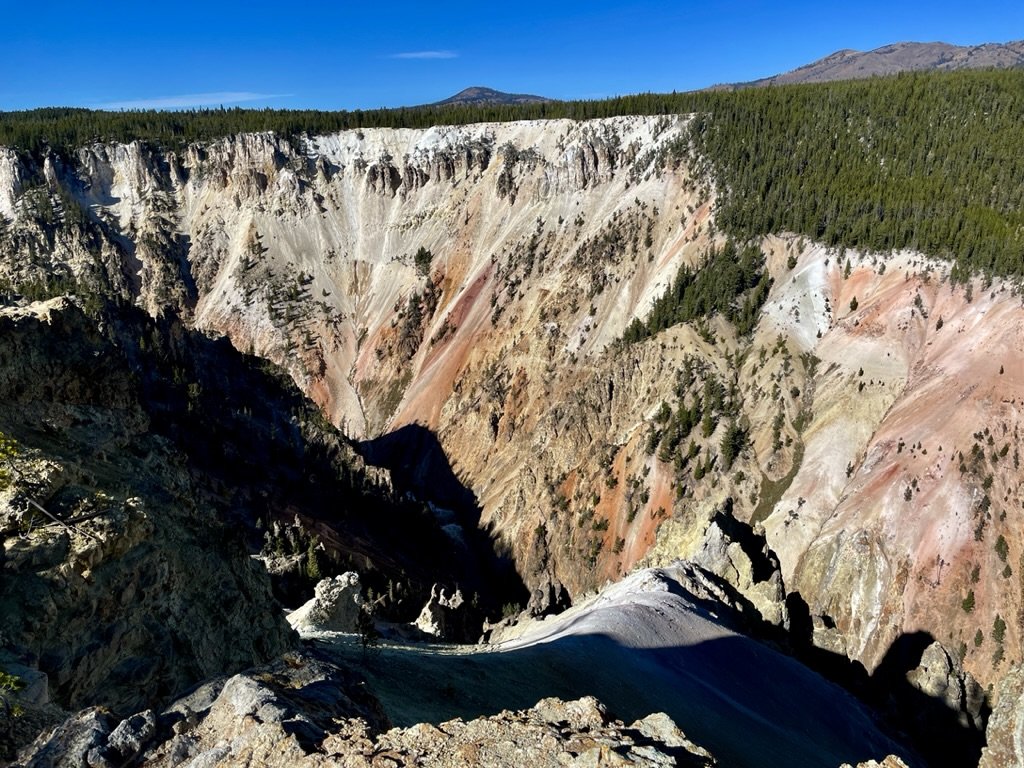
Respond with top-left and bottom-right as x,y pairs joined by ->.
0,299 -> 295,715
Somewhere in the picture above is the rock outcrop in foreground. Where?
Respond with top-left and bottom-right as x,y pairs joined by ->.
17,652 -> 713,767
842,758 -> 910,768
0,299 -> 295,716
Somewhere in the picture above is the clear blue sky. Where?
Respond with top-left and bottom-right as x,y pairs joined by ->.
3,0 -> 1023,111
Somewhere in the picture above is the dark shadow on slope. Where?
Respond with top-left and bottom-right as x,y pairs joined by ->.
784,594 -> 871,696
784,601 -> 986,766
128,316 -> 493,614
89,300 -> 496,615
358,424 -> 476,513
357,423 -> 530,623
869,631 -> 988,768
695,505 -> 983,766
321,629 -> 916,768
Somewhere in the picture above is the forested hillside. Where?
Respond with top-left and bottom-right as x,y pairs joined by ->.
2,69 -> 1022,279
688,72 -> 1024,281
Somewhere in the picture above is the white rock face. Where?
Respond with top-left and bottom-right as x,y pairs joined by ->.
286,573 -> 363,634
0,148 -> 21,220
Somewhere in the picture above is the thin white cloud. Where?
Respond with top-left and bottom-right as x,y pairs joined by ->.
95,91 -> 287,110
389,50 -> 458,60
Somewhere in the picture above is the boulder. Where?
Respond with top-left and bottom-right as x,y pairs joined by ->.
286,573 -> 363,634
106,710 -> 156,759
532,696 -> 608,730
633,711 -> 715,759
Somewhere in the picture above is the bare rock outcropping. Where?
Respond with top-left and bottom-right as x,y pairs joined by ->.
906,641 -> 986,732
17,653 -> 713,768
841,758 -> 910,768
287,574 -> 364,634
686,514 -> 789,630
413,584 -> 478,642
980,662 -> 1024,768
0,299 -> 296,716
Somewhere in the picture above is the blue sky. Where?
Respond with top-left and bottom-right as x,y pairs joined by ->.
3,1 -> 1023,110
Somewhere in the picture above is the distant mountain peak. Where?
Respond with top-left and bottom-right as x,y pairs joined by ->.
727,39 -> 1024,89
432,86 -> 553,107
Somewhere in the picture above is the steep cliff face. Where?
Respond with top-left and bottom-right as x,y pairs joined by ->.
0,292 -> 516,733
0,116 -> 711,600
0,299 -> 295,713
0,117 -> 1021,692
752,247 -> 1024,687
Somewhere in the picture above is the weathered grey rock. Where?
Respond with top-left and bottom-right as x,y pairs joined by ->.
221,674 -> 291,723
839,758 -> 910,768
18,707 -> 113,768
0,298 -> 306,732
633,711 -> 710,755
690,518 -> 789,630
287,573 -> 363,634
106,710 -> 155,759
369,696 -> 715,768
414,583 -> 471,640
18,656 -> 714,768
532,695 -> 608,730
906,641 -> 985,731
980,662 -> 1024,768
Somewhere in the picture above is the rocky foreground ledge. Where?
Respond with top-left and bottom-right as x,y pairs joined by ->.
9,558 -> 931,767
15,650 -> 714,767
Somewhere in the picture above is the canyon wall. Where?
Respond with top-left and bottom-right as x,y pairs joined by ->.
1,117 -> 1021,688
